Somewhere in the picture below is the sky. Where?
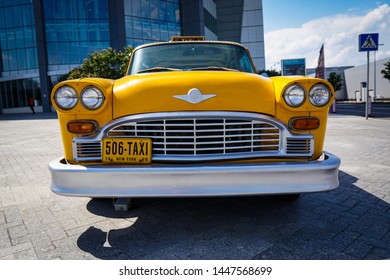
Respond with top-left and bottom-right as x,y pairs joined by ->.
262,0 -> 390,70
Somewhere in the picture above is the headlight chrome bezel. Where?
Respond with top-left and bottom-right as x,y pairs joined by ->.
283,84 -> 306,108
54,86 -> 78,110
309,84 -> 331,107
80,86 -> 105,110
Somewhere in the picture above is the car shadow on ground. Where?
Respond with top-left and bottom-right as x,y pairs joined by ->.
77,171 -> 390,260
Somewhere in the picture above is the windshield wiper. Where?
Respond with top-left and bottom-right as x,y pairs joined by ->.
191,66 -> 238,72
137,67 -> 181,73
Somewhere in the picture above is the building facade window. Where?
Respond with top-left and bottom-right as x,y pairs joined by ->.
0,78 -> 40,110
0,0 -> 38,74
124,0 -> 182,47
0,0 -> 39,111
43,0 -> 110,68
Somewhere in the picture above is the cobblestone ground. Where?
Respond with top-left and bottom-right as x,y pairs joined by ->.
0,112 -> 389,260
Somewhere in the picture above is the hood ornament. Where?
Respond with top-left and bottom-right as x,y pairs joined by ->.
174,88 -> 216,104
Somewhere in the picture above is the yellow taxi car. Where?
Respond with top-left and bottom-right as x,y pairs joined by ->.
49,37 -> 340,198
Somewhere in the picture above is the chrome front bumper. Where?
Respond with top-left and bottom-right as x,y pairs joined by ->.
49,152 -> 340,198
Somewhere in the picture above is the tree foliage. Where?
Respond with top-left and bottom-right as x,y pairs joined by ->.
67,46 -> 133,80
381,60 -> 390,82
327,72 -> 343,92
257,69 -> 281,77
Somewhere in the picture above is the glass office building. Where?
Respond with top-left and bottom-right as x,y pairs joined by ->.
0,0 -> 264,114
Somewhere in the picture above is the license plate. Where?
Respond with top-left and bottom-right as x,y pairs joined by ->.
102,138 -> 152,164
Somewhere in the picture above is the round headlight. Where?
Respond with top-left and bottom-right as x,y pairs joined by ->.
81,86 -> 104,110
54,86 -> 78,110
309,84 -> 331,107
283,84 -> 306,107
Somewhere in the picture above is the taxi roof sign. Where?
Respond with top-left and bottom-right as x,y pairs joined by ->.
171,36 -> 205,42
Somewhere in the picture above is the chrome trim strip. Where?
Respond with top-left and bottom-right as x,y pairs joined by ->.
49,151 -> 340,197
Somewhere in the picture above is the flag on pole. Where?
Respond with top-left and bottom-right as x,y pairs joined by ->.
315,44 -> 325,79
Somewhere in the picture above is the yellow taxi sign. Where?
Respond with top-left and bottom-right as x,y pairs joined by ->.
171,36 -> 205,42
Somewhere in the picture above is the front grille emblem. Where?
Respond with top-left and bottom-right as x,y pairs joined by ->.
173,88 -> 216,104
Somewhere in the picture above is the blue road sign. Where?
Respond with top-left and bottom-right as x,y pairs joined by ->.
359,33 -> 379,52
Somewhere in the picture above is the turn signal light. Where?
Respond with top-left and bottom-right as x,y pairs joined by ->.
289,117 -> 320,131
67,121 -> 97,135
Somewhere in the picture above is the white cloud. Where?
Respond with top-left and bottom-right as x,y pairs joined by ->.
264,4 -> 390,70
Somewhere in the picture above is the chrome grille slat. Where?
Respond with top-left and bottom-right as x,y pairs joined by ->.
72,112 -> 314,162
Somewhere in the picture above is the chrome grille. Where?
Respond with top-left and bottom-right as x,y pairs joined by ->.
74,141 -> 101,160
286,138 -> 312,154
72,112 -> 314,162
108,118 -> 280,156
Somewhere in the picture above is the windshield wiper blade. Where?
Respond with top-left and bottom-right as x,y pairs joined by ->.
137,67 -> 181,73
191,66 -> 238,72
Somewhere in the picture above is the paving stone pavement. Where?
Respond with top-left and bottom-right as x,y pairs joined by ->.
0,111 -> 389,260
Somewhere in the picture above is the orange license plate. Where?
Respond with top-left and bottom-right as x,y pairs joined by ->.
102,138 -> 152,164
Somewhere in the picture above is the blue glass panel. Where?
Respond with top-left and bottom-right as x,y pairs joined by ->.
124,0 -> 132,15
174,3 -> 180,22
126,38 -> 134,47
133,18 -> 142,39
133,38 -> 144,47
43,0 -> 53,19
159,1 -> 167,21
142,20 -> 151,40
6,30 -> 15,49
47,43 -> 60,65
99,22 -> 110,40
2,51 -> 9,71
132,0 -> 141,15
150,0 -> 159,20
25,48 -> 36,69
0,8 -> 5,29
17,49 -> 26,69
8,49 -> 17,71
166,2 -> 175,22
32,28 -> 36,47
12,6 -> 22,27
160,22 -> 168,41
3,0 -> 13,7
0,30 -> 6,49
4,7 -> 13,28
23,27 -> 33,48
125,16 -> 134,38
141,0 -> 150,18
21,5 -> 33,26
14,28 -> 24,49
70,46 -> 81,64
151,20 -> 160,41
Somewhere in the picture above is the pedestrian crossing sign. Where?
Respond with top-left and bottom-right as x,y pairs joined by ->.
359,33 -> 379,52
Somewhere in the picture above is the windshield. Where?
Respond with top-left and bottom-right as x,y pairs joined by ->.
128,43 -> 254,75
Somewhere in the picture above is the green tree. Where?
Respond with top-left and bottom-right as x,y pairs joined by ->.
257,69 -> 281,77
327,72 -> 343,91
67,46 -> 133,80
381,60 -> 390,82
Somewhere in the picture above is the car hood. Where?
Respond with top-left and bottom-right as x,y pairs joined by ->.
112,71 -> 275,119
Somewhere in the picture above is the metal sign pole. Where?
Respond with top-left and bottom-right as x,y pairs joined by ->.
359,33 -> 379,119
366,51 -> 370,119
